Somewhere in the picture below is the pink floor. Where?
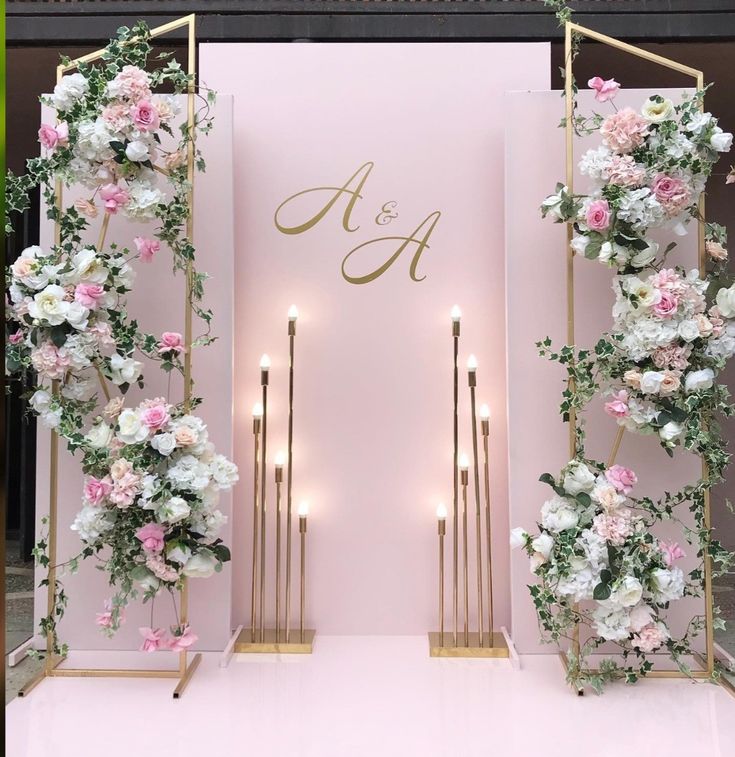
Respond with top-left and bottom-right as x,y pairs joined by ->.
6,636 -> 735,757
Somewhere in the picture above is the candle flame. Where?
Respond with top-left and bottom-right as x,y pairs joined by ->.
288,304 -> 299,321
252,402 -> 263,417
298,501 -> 309,517
480,404 -> 490,420
459,453 -> 470,470
260,353 -> 271,369
436,503 -> 448,520
451,305 -> 462,321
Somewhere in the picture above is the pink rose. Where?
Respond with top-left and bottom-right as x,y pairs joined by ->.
601,107 -> 650,153
11,257 -> 34,279
133,236 -> 160,263
604,389 -> 629,419
706,241 -> 728,262
130,100 -> 160,132
587,76 -> 620,103
9,332 -> 24,345
38,122 -> 69,150
157,331 -> 185,354
585,199 -> 611,232
99,183 -> 129,215
168,624 -> 198,652
74,283 -> 105,309
660,541 -> 686,567
651,174 -> 691,216
604,465 -> 638,495
84,475 -> 113,506
141,402 -> 170,431
164,150 -> 186,171
652,291 -> 679,318
136,522 -> 167,553
139,627 -> 167,653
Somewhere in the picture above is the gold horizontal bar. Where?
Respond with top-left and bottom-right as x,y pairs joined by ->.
568,22 -> 703,80
234,628 -> 316,655
428,631 -> 510,658
60,14 -> 195,73
173,652 -> 202,699
50,667 -> 180,678
17,668 -> 47,697
559,649 -> 711,679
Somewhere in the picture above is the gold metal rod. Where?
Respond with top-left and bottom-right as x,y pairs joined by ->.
173,652 -> 202,698
452,330 -> 459,647
275,476 -> 282,640
481,426 -> 494,637
96,366 -> 111,402
250,423 -> 260,641
469,383 -> 484,646
51,668 -> 181,678
179,580 -> 188,676
286,327 -> 295,643
299,517 -> 307,644
46,379 -> 60,673
438,521 -> 446,647
607,426 -> 625,468
461,472 -> 469,647
259,382 -> 268,643
97,212 -> 110,252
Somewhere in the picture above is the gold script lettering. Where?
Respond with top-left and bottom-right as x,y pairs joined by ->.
274,161 -> 374,235
341,211 -> 441,285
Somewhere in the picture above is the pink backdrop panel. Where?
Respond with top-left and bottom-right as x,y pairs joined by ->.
506,90 -> 702,655
201,42 -> 549,634
34,96 -> 235,651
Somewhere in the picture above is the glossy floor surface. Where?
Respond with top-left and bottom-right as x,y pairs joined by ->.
6,636 -> 735,757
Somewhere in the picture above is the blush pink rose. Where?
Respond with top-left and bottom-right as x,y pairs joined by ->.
130,100 -> 160,131
99,183 -> 129,215
601,107 -> 650,153
157,331 -> 185,354
136,522 -> 166,553
9,332 -> 24,345
139,626 -> 166,653
168,624 -> 198,652
141,402 -> 170,431
84,475 -> 113,506
651,174 -> 691,216
585,199 -> 612,231
660,541 -> 686,567
588,76 -> 620,103
133,236 -> 160,263
604,389 -> 629,419
605,465 -> 638,495
38,122 -> 69,150
652,291 -> 679,318
74,282 -> 105,309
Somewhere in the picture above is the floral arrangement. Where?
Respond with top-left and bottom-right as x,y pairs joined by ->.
5,22 -> 236,657
515,75 -> 735,691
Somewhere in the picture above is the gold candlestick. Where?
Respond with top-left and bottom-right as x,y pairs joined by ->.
298,502 -> 309,643
480,404 -> 494,637
259,354 -> 271,642
451,305 -> 461,646
459,453 -> 470,647
275,452 -> 285,640
467,356 -> 484,646
250,403 -> 263,641
437,504 -> 447,647
286,305 -> 298,642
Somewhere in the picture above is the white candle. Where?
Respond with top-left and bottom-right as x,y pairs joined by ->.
436,503 -> 448,520
252,402 -> 264,418
260,353 -> 271,370
451,305 -> 462,322
467,354 -> 478,372
288,305 -> 299,322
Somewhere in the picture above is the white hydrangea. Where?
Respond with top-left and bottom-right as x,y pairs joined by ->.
592,603 -> 631,642
71,505 -> 115,543
125,180 -> 165,221
578,146 -> 613,184
650,567 -> 685,603
615,187 -> 665,231
166,454 -> 211,492
541,495 -> 579,533
51,72 -> 88,111
75,118 -> 116,163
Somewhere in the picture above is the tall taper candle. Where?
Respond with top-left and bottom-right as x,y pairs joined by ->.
298,501 -> 309,643
480,403 -> 494,637
275,451 -> 285,640
459,453 -> 470,647
250,403 -> 263,642
437,503 -> 447,647
467,355 -> 485,646
259,354 -> 270,642
451,305 -> 461,646
286,305 -> 298,642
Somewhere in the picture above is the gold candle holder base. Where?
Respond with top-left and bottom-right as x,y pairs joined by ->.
234,628 -> 316,655
428,631 -> 509,658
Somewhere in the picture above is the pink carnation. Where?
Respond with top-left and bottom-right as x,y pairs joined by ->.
74,282 -> 105,309
133,236 -> 160,263
605,465 -> 638,495
38,122 -> 69,150
604,389 -> 629,419
130,100 -> 160,132
651,174 -> 691,216
588,76 -> 620,103
157,331 -> 185,354
601,107 -> 650,153
84,475 -> 113,506
99,183 -> 129,215
660,541 -> 686,567
585,199 -> 611,232
146,555 -> 180,582
139,626 -> 167,653
96,600 -> 124,629
9,332 -> 24,345
136,522 -> 166,553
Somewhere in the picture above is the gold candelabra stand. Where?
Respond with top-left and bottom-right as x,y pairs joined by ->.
235,307 -> 315,654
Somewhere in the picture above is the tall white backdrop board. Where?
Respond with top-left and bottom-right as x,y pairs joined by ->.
201,43 -> 549,635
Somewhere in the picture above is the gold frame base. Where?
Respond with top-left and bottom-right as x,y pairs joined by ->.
234,628 -> 316,654
428,631 -> 510,658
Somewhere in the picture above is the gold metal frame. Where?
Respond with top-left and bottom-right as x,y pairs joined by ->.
20,14 -> 202,699
561,21 -> 716,689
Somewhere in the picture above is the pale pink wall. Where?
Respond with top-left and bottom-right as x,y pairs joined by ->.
34,97 -> 234,651
506,90 -> 703,654
201,43 -> 550,635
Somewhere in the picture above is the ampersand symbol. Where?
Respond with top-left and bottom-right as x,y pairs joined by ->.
375,201 -> 399,226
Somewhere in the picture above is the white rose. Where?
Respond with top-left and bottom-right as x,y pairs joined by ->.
685,368 -> 715,393
136,573 -> 161,594
41,408 -> 62,429
710,126 -> 733,153
28,284 -> 69,326
69,248 -> 108,285
109,353 -> 143,386
531,532 -> 554,560
611,576 -> 643,608
183,550 -> 218,578
151,432 -> 177,456
157,496 -> 191,524
65,301 -> 90,331
642,96 -> 674,123
630,240 -> 658,269
30,389 -> 52,415
562,461 -> 596,495
627,278 -> 660,308
125,140 -> 150,163
639,371 -> 664,395
510,527 -> 528,549
715,284 -> 735,318
166,543 -> 192,565
570,235 -> 590,256
541,495 -> 579,533
628,603 -> 655,633
85,422 -> 114,449
678,319 -> 701,343
650,567 -> 685,603
659,421 -> 684,443
116,409 -> 149,444
686,111 -> 712,135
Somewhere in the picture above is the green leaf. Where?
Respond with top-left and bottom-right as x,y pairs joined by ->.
593,582 -> 612,601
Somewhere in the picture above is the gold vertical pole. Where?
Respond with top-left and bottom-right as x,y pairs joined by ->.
275,461 -> 283,641
286,312 -> 296,642
481,412 -> 494,637
250,411 -> 261,641
438,513 -> 446,647
45,379 -> 60,672
468,363 -> 484,646
451,310 -> 460,646
259,362 -> 269,643
299,510 -> 307,643
460,461 -> 469,647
